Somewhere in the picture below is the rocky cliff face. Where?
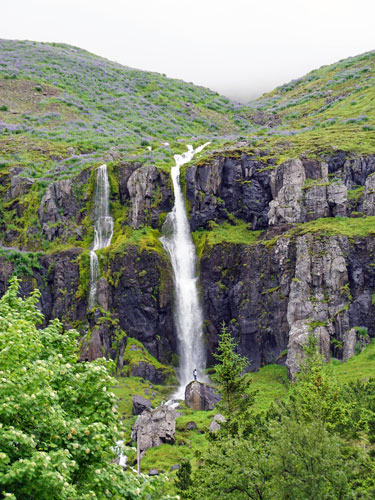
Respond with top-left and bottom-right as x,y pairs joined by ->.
0,158 -> 175,364
186,151 -> 375,231
199,232 -> 375,376
2,149 -> 375,378
187,150 -> 375,375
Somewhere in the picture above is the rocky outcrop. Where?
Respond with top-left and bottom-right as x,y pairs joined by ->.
186,154 -> 273,230
132,405 -> 177,456
268,159 -> 307,225
268,160 -> 349,226
0,243 -> 175,368
185,152 -> 375,231
80,319 -> 127,368
200,236 -> 294,370
184,381 -> 221,410
285,234 -> 350,377
38,170 -> 90,241
5,174 -> 34,201
127,165 -> 172,229
251,111 -> 281,128
130,361 -> 170,384
132,395 -> 152,415
343,328 -> 358,362
106,246 -> 175,362
2,149 -> 375,381
199,231 -> 375,375
363,173 -> 375,215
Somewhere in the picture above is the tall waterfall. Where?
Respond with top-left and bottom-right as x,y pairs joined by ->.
88,164 -> 114,309
161,143 -> 210,399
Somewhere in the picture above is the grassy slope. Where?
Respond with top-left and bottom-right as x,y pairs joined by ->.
248,50 -> 375,158
0,39 -> 254,181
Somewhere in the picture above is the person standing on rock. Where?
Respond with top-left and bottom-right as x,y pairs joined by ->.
193,368 -> 197,382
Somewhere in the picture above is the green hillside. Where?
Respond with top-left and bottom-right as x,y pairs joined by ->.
0,39 -> 252,181
248,50 -> 375,159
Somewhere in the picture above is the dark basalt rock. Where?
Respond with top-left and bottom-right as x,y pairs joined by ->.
186,152 -> 375,231
186,154 -> 273,231
130,361 -> 169,385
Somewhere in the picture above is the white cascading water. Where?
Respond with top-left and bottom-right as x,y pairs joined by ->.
161,143 -> 210,399
88,164 -> 114,309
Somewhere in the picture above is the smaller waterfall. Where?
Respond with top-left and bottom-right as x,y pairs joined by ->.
161,143 -> 210,399
88,164 -> 114,309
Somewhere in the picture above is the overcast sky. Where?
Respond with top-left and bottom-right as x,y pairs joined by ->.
2,0 -> 375,102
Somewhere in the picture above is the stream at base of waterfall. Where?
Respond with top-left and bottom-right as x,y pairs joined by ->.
161,143 -> 210,400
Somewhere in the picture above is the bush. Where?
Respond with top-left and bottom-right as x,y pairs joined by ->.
0,277 -> 173,499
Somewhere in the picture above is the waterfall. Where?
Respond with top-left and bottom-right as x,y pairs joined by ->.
88,164 -> 114,309
161,143 -> 210,399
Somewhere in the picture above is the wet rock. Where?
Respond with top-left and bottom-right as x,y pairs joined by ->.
132,405 -> 177,456
209,413 -> 226,432
108,245 -> 175,362
96,277 -> 109,311
185,381 -> 221,411
132,395 -> 152,415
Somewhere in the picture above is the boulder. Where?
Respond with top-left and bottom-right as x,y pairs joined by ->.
184,381 -> 221,411
186,421 -> 197,431
148,469 -> 159,476
209,414 -> 226,432
132,405 -> 177,456
132,395 -> 152,415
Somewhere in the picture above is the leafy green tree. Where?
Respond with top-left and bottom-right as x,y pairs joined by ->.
0,277 -> 173,500
211,323 -> 257,436
268,418 -> 351,499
